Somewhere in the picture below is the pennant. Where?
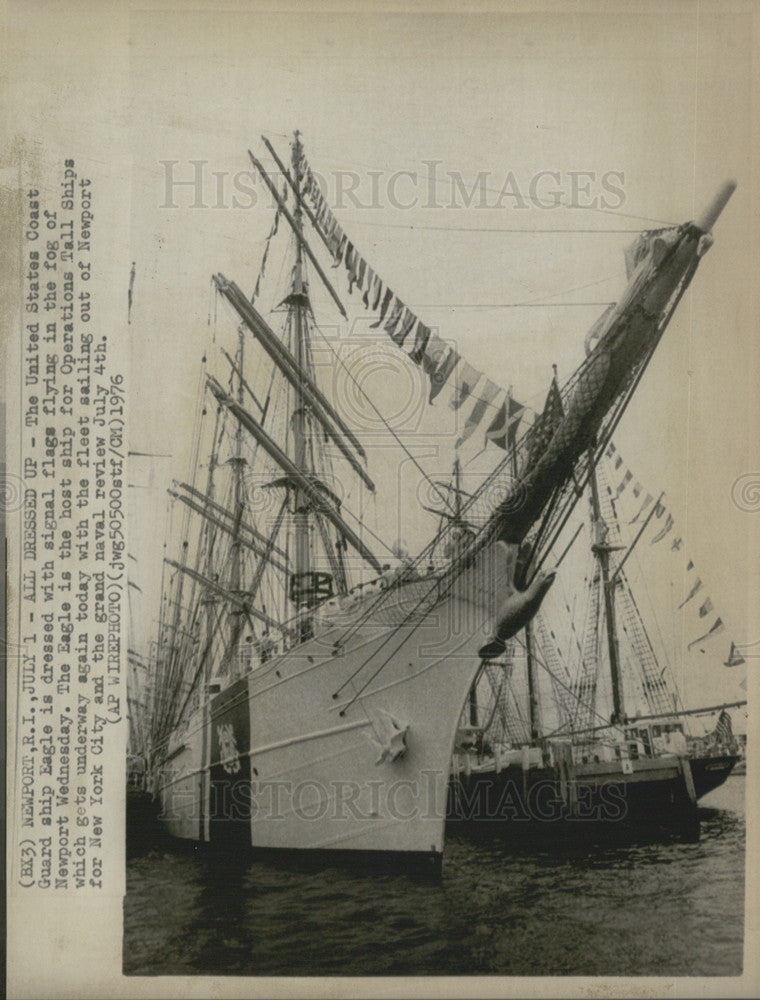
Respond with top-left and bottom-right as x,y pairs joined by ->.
344,243 -> 357,290
455,380 -> 501,449
391,307 -> 417,348
614,455 -> 623,470
650,512 -> 674,544
688,617 -> 725,651
584,304 -> 614,356
408,321 -> 432,364
420,335 -> 449,377
615,470 -> 633,496
306,174 -> 321,206
629,493 -> 653,524
605,442 -> 616,458
356,257 -> 367,290
296,151 -> 532,437
686,560 -> 694,571
428,346 -> 460,403
709,616 -> 726,639
632,481 -> 642,499
362,268 -> 376,308
678,577 -> 702,609
347,248 -> 364,293
383,297 -> 404,338
327,222 -> 343,259
698,596 -> 714,618
506,395 -> 526,451
450,361 -> 483,411
332,234 -> 347,268
724,642 -> 746,667
370,287 -> 393,328
484,394 -> 525,452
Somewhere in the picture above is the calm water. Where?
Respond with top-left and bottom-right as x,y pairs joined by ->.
123,776 -> 744,977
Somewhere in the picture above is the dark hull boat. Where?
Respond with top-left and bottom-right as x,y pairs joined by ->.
446,737 -> 703,841
689,754 -> 740,797
446,753 -> 738,842
446,717 -> 741,840
447,775 -> 699,842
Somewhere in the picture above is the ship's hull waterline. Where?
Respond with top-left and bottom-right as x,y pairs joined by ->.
152,544 -> 508,870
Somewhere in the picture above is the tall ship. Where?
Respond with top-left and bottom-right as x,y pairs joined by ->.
133,132 -> 736,872
446,448 -> 744,838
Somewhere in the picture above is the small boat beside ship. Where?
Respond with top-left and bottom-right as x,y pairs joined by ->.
446,450 -> 744,839
447,717 -> 741,841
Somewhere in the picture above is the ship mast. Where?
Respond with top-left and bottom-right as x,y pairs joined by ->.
587,445 -> 625,725
451,458 -> 479,728
288,131 -> 313,633
525,625 -> 541,743
229,325 -> 246,674
511,391 -> 541,746
291,134 -> 308,575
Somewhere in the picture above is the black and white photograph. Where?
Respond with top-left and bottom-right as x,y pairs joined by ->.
4,2 -> 759,996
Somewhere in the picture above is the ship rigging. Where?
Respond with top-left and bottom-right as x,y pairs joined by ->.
131,132 -> 737,870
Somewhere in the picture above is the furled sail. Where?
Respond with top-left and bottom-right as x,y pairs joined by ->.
206,374 -> 383,574
213,273 -> 375,490
430,183 -> 736,574
167,483 -> 289,575
487,207 -> 725,548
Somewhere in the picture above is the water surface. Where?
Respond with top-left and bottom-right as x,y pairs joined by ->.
124,775 -> 744,977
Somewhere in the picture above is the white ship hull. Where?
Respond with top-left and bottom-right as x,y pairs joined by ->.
153,543 -> 507,868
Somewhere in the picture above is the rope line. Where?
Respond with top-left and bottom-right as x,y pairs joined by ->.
309,316 -> 454,515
